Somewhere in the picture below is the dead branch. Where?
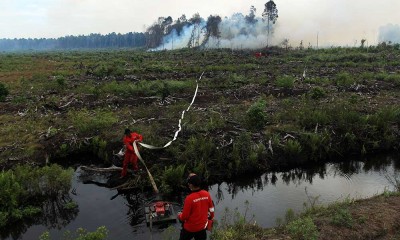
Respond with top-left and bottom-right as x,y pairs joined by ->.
268,138 -> 274,155
17,109 -> 28,117
59,100 -> 73,109
217,138 -> 233,149
284,134 -> 295,140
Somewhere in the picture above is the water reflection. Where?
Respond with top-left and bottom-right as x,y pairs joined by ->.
77,168 -> 149,227
2,195 -> 78,240
39,197 -> 78,229
124,192 -> 146,227
209,154 -> 400,228
218,154 -> 399,203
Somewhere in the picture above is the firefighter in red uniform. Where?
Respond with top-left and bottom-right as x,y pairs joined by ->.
178,173 -> 215,240
121,128 -> 143,178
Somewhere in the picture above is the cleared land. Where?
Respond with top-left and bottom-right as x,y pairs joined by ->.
0,46 -> 400,239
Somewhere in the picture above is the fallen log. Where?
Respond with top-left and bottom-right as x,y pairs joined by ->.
80,165 -> 122,172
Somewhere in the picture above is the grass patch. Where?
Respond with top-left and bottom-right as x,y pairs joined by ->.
67,108 -> 118,134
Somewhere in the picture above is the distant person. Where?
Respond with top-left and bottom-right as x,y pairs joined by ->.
121,128 -> 143,178
178,173 -> 215,240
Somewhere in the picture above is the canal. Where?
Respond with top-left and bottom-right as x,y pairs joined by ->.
5,153 -> 399,240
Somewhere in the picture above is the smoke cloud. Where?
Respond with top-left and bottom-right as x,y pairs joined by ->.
378,24 -> 400,44
152,13 -> 275,51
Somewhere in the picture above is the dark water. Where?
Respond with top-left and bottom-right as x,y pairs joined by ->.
4,154 -> 399,240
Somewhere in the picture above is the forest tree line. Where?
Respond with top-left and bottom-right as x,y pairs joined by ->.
0,32 -> 147,52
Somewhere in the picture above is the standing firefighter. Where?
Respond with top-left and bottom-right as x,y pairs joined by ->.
178,173 -> 215,240
121,128 -> 143,178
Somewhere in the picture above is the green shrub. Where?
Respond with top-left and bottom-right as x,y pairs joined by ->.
0,171 -> 24,227
308,87 -> 326,99
94,79 -> 194,98
160,164 -> 186,193
231,73 -> 247,84
301,132 -> 331,161
39,226 -> 108,240
385,73 -> 400,86
376,72 -> 388,81
360,72 -> 374,82
367,106 -> 400,133
179,135 -> 214,164
245,98 -> 267,131
56,76 -> 66,87
335,72 -> 355,87
285,209 -> 296,223
276,75 -> 295,89
89,137 -> 108,161
375,72 -> 400,86
331,208 -> 353,228
166,80 -> 194,94
210,202 -> 260,240
231,132 -> 252,173
286,216 -> 319,240
204,112 -> 226,131
348,93 -> 360,104
304,77 -> 330,85
38,165 -> 74,196
283,139 -> 303,160
0,83 -> 9,101
330,106 -> 363,133
297,108 -> 330,130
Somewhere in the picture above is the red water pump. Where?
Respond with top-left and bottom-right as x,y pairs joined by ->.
145,200 -> 177,227
153,201 -> 167,216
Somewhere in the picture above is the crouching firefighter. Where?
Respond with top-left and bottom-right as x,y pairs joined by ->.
178,173 -> 215,240
121,128 -> 143,178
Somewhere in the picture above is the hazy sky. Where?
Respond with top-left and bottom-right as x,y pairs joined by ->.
1,0 -> 399,46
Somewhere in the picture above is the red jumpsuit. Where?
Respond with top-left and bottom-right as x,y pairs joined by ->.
121,132 -> 143,177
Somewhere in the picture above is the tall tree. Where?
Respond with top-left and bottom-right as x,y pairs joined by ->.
262,0 -> 278,46
146,17 -> 169,48
201,15 -> 222,47
187,13 -> 202,48
172,14 -> 189,37
162,16 -> 173,35
245,5 -> 258,25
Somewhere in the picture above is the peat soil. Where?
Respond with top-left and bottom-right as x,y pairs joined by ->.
316,195 -> 400,240
1,48 -> 399,183
1,48 -> 400,239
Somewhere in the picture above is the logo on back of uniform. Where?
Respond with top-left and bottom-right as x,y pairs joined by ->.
193,196 -> 208,203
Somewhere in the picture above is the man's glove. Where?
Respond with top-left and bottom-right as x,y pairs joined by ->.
177,211 -> 183,223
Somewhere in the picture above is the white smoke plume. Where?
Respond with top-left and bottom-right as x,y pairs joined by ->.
151,22 -> 204,51
378,24 -> 400,44
152,13 -> 273,51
